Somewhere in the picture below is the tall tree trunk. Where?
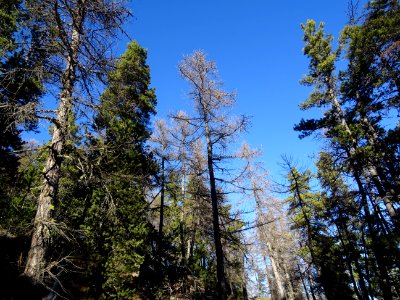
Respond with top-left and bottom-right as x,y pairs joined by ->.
335,223 -> 364,300
353,168 -> 393,300
357,94 -> 399,225
204,119 -> 227,300
298,265 -> 311,300
282,260 -> 296,300
264,257 -> 278,300
331,90 -> 394,298
24,2 -> 84,282
242,255 -> 249,300
158,157 -> 165,253
331,93 -> 398,226
267,244 -> 286,300
248,161 -> 287,300
179,148 -> 186,263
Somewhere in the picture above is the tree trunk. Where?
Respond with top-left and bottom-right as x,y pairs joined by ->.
248,161 -> 287,300
158,157 -> 165,253
331,94 -> 398,226
179,149 -> 186,263
357,95 -> 399,225
331,91 -> 394,298
353,168 -> 393,300
267,244 -> 286,300
204,120 -> 227,300
298,265 -> 310,300
24,3 -> 84,282
335,223 -> 364,300
282,260 -> 296,300
264,257 -> 278,300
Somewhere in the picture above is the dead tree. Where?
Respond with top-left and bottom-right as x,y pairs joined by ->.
179,51 -> 249,300
23,0 -> 129,283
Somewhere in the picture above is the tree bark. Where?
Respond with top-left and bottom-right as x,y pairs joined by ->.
204,119 -> 227,300
331,94 -> 398,227
267,243 -> 286,300
24,2 -> 84,282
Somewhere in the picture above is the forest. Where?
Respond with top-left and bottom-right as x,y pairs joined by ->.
0,0 -> 399,299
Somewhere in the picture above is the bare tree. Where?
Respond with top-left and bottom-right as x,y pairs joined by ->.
178,51 -> 249,299
170,111 -> 196,263
23,0 -> 130,283
240,144 -> 303,300
151,118 -> 173,253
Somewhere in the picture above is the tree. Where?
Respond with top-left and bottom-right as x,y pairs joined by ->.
170,111 -> 194,265
151,118 -> 173,255
295,10 -> 400,297
316,151 -> 370,300
284,160 -> 355,300
240,144 -> 303,300
23,0 -> 130,283
179,51 -> 249,299
0,0 -> 20,55
0,0 -> 43,218
83,41 -> 156,298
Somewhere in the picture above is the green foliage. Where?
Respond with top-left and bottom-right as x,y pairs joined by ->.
295,5 -> 400,297
0,0 -> 43,222
300,20 -> 338,109
82,41 -> 157,298
286,164 -> 356,299
0,144 -> 43,232
0,0 -> 20,54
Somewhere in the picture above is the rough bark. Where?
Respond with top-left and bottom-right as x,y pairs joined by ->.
24,2 -> 84,281
267,242 -> 286,300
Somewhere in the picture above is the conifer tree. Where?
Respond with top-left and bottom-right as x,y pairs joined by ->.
23,0 -> 130,283
295,6 -> 400,296
284,161 -> 355,300
0,0 -> 43,233
84,41 -> 156,298
179,51 -> 249,299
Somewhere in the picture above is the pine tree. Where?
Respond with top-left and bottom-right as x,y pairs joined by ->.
0,0 -> 43,218
284,160 -> 355,300
83,41 -> 157,298
295,8 -> 400,297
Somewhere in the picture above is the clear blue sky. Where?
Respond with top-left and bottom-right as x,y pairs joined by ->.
115,0 -> 367,180
25,1 -> 368,181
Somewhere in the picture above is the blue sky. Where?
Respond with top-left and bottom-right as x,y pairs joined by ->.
116,0 -> 368,180
25,1 -> 368,182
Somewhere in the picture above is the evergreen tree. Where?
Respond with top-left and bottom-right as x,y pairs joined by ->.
295,5 -> 400,296
0,0 -> 43,218
84,41 -> 157,298
284,161 -> 355,300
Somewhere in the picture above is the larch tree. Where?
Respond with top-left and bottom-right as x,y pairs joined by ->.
241,144 -> 303,300
170,111 -> 194,264
179,51 -> 249,300
151,118 -> 173,254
